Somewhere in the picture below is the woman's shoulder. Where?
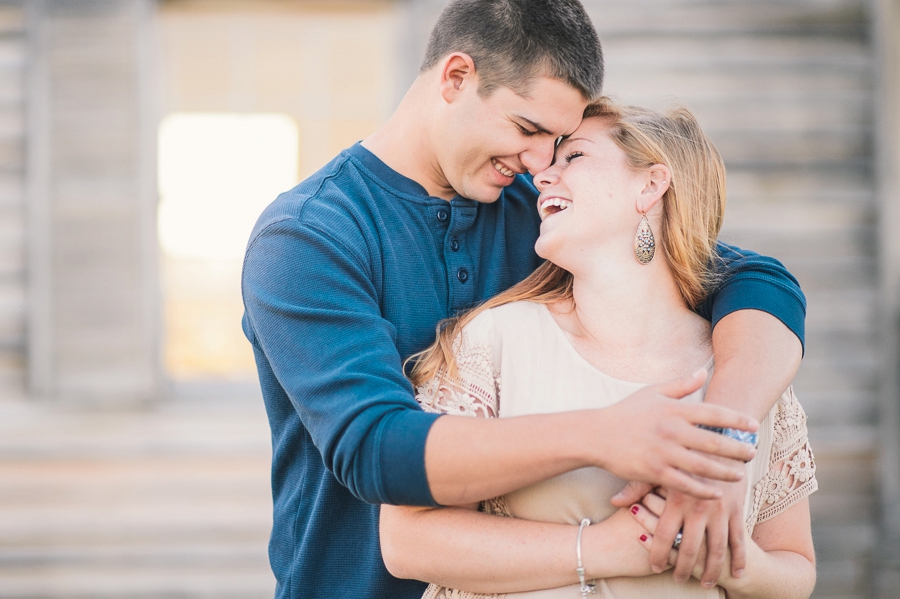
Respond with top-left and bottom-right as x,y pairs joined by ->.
460,301 -> 544,332
456,301 -> 546,354
484,300 -> 547,324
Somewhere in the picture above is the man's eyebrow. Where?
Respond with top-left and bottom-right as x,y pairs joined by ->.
515,115 -> 554,135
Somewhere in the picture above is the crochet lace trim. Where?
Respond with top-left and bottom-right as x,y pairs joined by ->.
746,388 -> 818,531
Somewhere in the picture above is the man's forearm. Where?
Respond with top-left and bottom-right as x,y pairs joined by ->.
424,372 -> 759,506
706,309 -> 802,420
424,411 -> 586,506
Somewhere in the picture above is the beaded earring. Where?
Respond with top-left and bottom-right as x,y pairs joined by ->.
634,214 -> 655,265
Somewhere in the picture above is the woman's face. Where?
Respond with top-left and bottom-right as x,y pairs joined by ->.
533,118 -> 648,271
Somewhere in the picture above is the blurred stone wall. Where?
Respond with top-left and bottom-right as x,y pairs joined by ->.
0,0 -> 896,597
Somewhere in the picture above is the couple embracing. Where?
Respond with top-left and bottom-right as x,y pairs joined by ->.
241,1 -> 817,598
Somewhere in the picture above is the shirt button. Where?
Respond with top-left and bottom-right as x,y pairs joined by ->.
437,209 -> 449,223
457,267 -> 469,283
450,237 -> 460,252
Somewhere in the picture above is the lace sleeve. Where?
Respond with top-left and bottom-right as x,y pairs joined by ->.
415,313 -> 509,599
415,313 -> 500,419
748,387 -> 818,529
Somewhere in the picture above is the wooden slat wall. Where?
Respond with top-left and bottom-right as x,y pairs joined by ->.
586,2 -> 875,597
0,1 -> 26,399
28,0 -> 159,402
874,0 -> 900,596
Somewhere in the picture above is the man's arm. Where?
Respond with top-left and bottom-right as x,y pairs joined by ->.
425,370 -> 757,506
641,243 -> 805,586
244,215 -> 758,508
243,215 -> 440,506
706,309 -> 802,421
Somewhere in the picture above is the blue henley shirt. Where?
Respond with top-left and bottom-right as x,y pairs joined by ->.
241,142 -> 806,599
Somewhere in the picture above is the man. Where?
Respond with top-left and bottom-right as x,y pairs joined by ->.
241,1 -> 805,597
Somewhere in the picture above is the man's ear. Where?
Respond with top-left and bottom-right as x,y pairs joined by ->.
440,53 -> 477,103
636,164 -> 671,214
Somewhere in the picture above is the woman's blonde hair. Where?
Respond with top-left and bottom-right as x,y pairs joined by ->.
408,97 -> 727,386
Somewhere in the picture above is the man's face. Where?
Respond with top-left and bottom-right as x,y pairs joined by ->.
438,76 -> 588,203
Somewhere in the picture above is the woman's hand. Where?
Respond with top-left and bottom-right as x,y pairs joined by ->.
583,507 -> 672,580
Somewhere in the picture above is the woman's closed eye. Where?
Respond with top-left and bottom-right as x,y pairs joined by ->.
565,151 -> 584,162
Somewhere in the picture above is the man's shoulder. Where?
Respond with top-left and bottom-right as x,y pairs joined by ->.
248,149 -> 384,246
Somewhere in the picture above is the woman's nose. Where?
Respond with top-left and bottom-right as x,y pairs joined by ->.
533,164 -> 560,191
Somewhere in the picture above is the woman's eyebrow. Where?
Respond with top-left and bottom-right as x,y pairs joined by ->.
556,136 -> 591,151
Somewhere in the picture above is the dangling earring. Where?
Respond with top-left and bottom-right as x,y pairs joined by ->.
634,213 -> 655,265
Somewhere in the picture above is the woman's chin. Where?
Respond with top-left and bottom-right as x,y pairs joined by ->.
534,236 -> 559,263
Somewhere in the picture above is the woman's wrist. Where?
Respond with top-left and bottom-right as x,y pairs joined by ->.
581,513 -> 651,580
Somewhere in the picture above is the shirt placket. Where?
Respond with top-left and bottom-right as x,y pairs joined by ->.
444,200 -> 477,314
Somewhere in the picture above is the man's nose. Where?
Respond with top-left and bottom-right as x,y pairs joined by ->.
521,139 -> 556,175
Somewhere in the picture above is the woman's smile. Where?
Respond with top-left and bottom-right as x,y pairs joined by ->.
538,195 -> 573,219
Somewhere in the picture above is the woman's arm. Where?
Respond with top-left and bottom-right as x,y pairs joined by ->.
380,503 -> 658,593
723,499 -> 816,599
632,493 -> 816,599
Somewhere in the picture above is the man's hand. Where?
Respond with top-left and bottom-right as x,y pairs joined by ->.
611,473 -> 749,586
593,369 -> 757,500
648,474 -> 747,587
630,490 -> 739,587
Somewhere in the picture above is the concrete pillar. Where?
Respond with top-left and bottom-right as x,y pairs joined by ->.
26,0 -> 160,402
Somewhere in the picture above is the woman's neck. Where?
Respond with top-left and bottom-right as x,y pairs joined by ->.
550,253 -> 712,383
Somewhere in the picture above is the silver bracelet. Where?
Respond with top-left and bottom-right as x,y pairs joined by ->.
576,518 -> 596,598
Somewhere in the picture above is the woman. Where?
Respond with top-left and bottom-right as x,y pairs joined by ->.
380,99 -> 817,598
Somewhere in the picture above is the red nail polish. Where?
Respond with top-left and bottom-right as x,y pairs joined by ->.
631,505 -> 639,514
640,534 -> 648,542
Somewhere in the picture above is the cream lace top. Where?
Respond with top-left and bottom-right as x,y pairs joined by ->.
415,301 -> 817,599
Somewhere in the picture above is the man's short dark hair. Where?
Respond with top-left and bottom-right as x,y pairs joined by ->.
420,0 -> 603,100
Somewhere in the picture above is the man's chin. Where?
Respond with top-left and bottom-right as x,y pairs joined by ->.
470,180 -> 512,204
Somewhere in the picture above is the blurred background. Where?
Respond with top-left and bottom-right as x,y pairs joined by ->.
0,0 -> 897,597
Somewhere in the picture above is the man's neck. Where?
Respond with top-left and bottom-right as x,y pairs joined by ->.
362,78 -> 456,200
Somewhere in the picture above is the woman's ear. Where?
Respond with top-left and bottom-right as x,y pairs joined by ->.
440,53 -> 478,103
636,164 -> 671,214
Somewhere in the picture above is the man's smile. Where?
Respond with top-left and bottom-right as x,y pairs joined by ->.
491,158 -> 518,178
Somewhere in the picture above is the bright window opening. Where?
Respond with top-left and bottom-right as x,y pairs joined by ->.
158,113 -> 299,380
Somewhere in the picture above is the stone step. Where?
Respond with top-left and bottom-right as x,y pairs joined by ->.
0,394 -> 275,598
0,562 -> 274,599
588,0 -> 865,34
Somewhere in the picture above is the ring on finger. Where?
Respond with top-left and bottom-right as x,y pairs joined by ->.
672,531 -> 684,550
